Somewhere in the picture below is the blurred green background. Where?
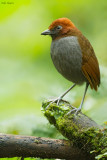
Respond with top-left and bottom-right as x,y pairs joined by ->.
0,0 -> 107,159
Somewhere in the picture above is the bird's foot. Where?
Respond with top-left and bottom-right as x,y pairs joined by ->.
46,96 -> 63,110
66,106 -> 81,115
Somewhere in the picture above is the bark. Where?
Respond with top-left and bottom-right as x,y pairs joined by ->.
0,133 -> 90,159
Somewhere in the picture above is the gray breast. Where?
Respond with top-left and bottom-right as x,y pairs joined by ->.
51,36 -> 86,84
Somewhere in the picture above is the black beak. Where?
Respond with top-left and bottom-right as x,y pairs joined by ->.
41,29 -> 51,35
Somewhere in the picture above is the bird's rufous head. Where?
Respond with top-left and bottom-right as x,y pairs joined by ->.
41,18 -> 76,40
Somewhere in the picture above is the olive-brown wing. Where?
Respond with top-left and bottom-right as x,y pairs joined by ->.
82,55 -> 100,91
78,34 -> 100,91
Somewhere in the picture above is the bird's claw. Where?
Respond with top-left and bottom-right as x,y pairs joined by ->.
46,98 -> 82,115
66,107 -> 81,115
46,97 -> 62,110
56,98 -> 61,105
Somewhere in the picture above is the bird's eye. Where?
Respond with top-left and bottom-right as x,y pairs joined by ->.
56,25 -> 62,30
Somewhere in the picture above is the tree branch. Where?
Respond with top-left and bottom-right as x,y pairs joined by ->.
0,100 -> 106,160
0,133 -> 90,159
42,100 -> 107,160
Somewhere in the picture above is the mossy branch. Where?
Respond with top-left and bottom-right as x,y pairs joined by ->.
42,100 -> 107,160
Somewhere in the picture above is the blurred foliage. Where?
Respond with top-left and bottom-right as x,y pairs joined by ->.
0,0 -> 107,159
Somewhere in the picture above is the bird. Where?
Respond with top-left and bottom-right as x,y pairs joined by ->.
41,18 -> 100,114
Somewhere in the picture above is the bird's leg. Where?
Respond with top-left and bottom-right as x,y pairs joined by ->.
67,83 -> 89,115
46,84 -> 76,110
75,83 -> 89,113
56,83 -> 76,105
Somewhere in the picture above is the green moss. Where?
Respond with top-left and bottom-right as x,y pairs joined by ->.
34,140 -> 39,144
42,100 -> 107,160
